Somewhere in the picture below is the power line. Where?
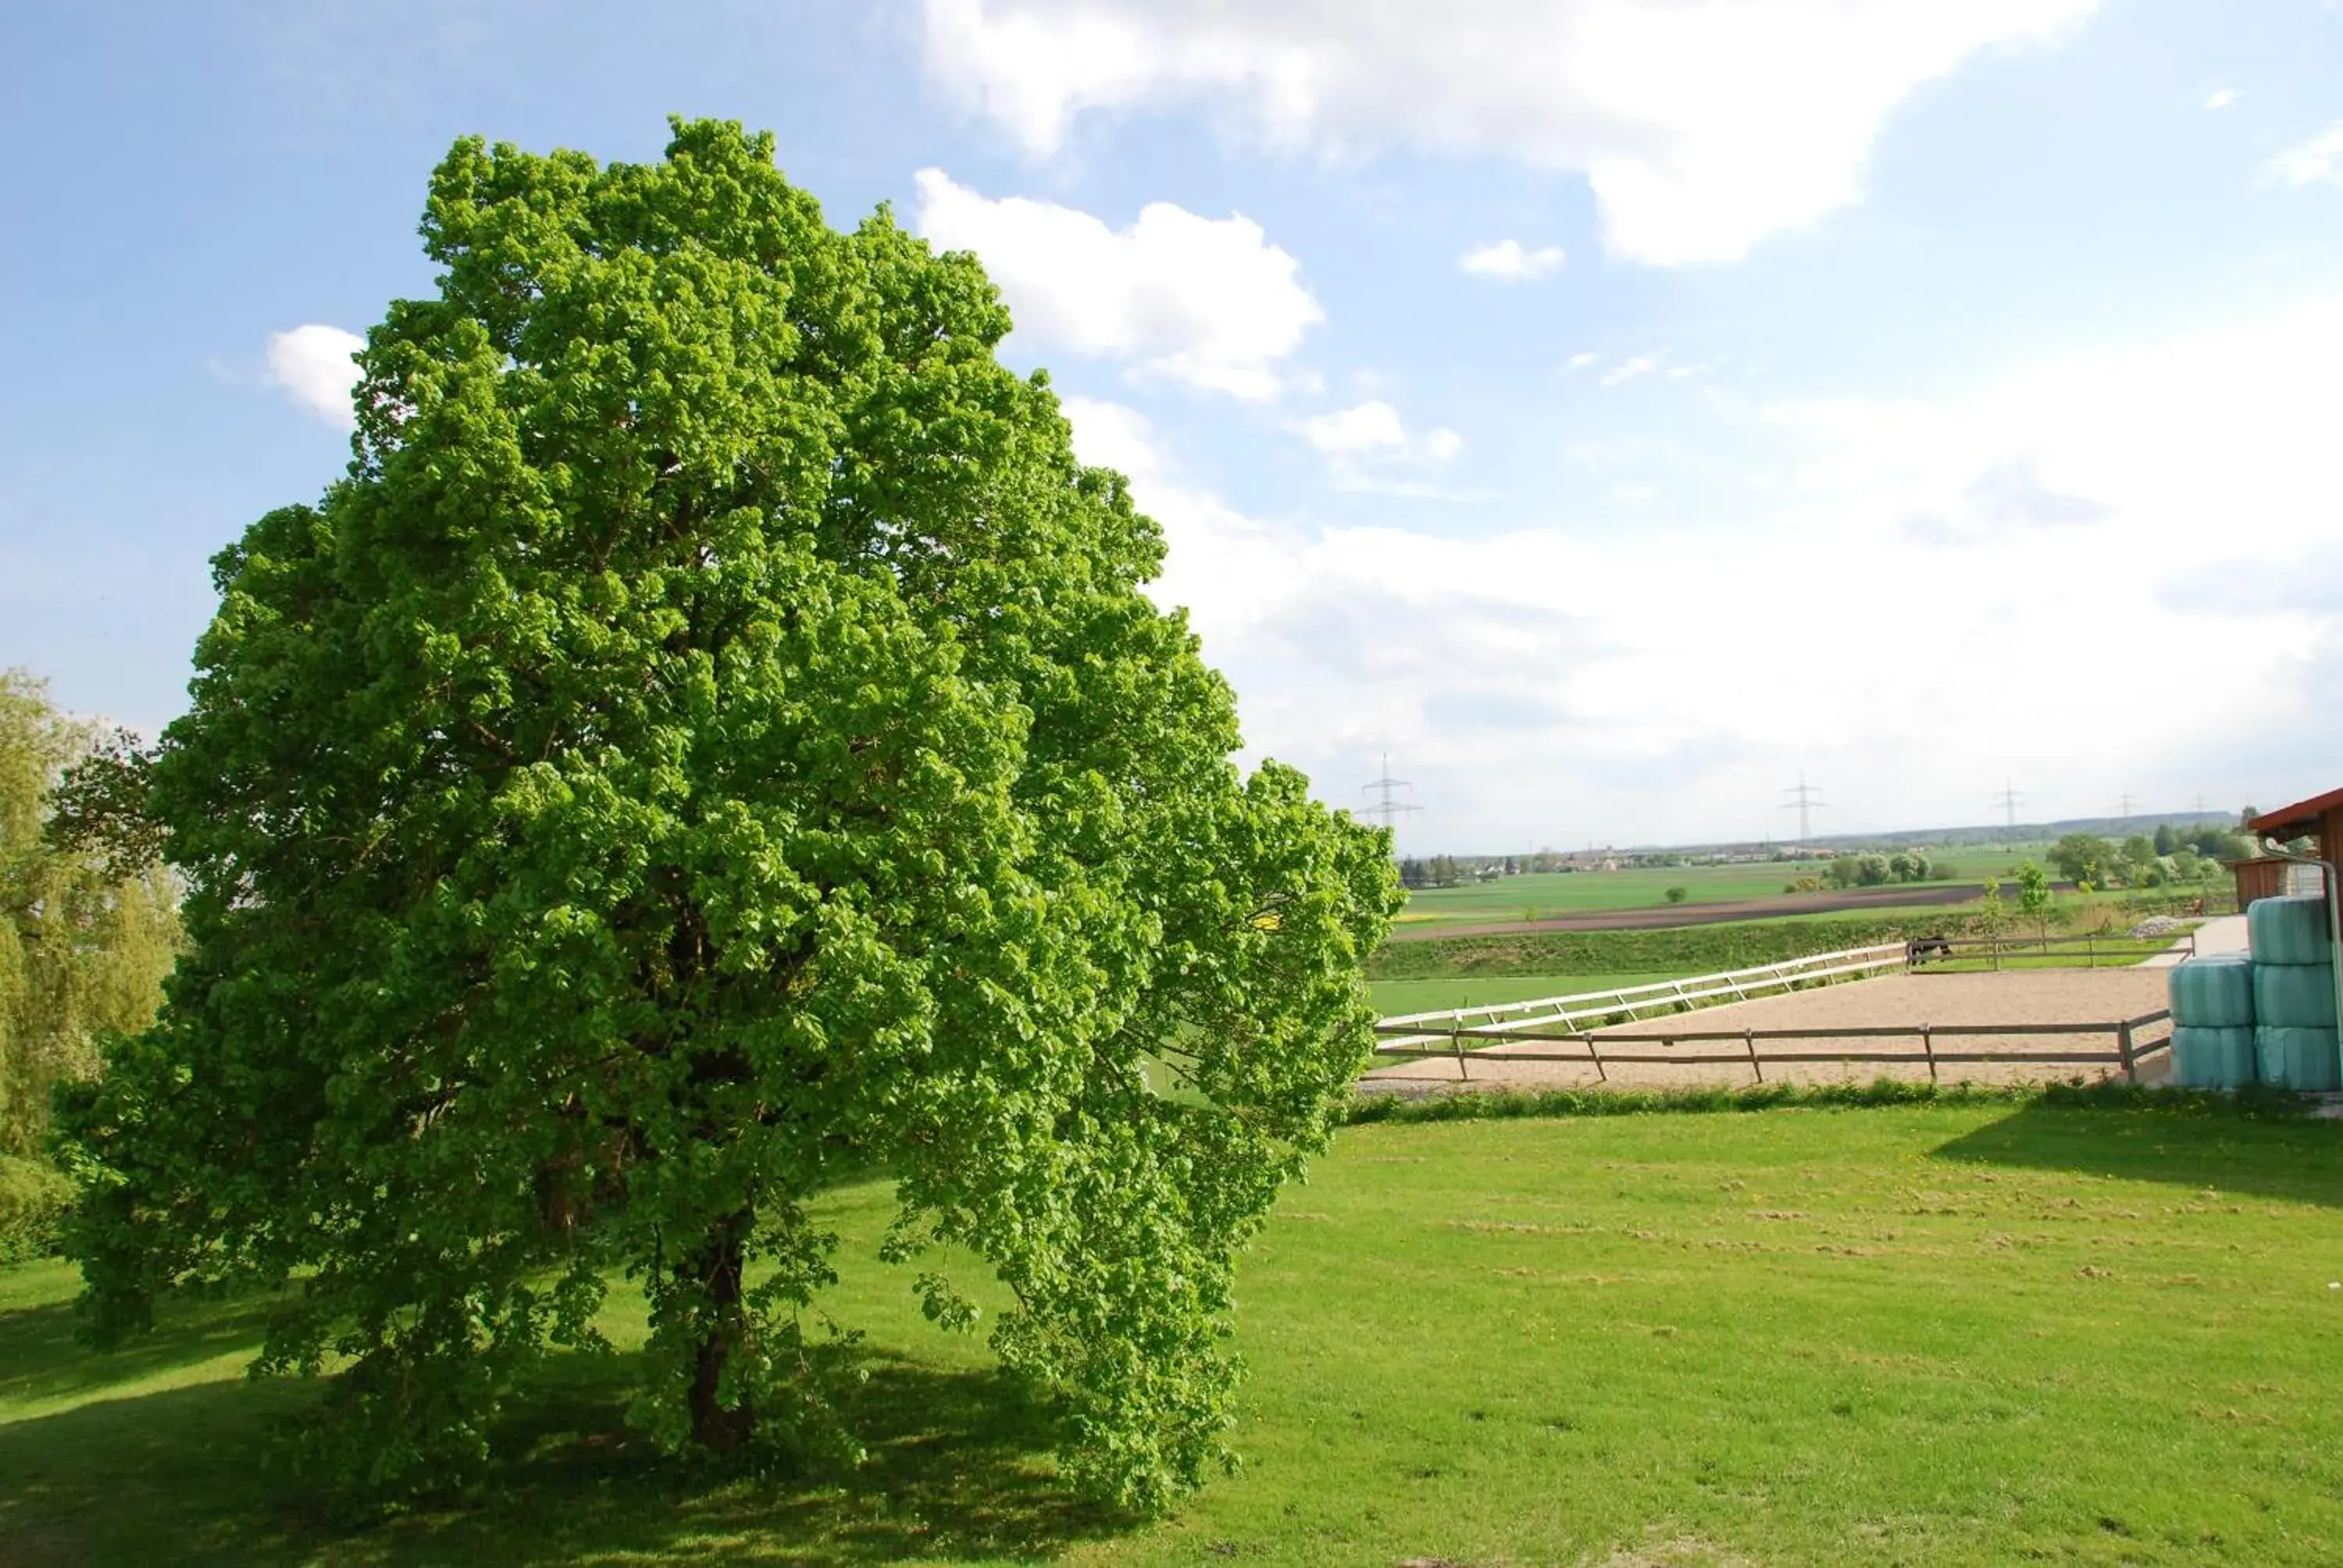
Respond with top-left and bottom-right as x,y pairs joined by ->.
1779,772 -> 1826,843
1361,753 -> 1423,838
1992,780 -> 2022,832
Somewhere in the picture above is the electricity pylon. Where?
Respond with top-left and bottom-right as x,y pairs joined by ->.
1780,772 -> 1826,843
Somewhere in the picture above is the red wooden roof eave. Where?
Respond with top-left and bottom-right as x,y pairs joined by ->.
2248,786 -> 2343,839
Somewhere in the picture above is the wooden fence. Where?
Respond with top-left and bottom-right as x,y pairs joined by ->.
1375,942 -> 1911,1056
1371,1010 -> 2175,1086
1907,930 -> 2195,971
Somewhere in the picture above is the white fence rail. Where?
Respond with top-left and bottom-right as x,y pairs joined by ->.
1373,942 -> 1910,1056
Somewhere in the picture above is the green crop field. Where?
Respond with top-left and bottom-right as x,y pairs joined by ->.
8,1092 -> 2343,1565
1393,864 -> 1979,930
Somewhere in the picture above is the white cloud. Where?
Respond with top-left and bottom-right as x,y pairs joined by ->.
912,168 -> 1322,399
1599,355 -> 1660,387
1058,394 -> 1167,483
921,0 -> 2101,265
1459,239 -> 1567,280
2205,88 -> 2241,111
264,324 -> 365,429
1296,400 -> 1462,479
1093,294 -> 2343,848
1563,351 -> 1601,374
2264,123 -> 2343,189
1299,400 -> 1407,454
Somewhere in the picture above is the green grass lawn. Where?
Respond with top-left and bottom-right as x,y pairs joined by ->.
1368,971 -> 1691,1017
1919,938 -> 2179,973
10,1096 -> 2343,1564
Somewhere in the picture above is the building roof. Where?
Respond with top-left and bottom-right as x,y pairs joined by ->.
2249,786 -> 2343,838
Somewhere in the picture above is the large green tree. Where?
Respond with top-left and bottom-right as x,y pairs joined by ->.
60,119 -> 1399,1508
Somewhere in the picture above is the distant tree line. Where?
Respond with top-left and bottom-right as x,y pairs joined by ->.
1,672 -> 181,1259
1784,850 -> 1952,893
2045,825 -> 2255,890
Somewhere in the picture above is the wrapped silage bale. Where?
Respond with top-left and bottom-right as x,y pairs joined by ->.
2255,1026 -> 2342,1092
2254,962 -> 2340,1028
2170,1025 -> 2257,1088
2248,894 -> 2333,967
2168,954 -> 2256,1028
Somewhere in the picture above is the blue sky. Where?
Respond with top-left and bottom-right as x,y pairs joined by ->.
5,0 -> 2343,851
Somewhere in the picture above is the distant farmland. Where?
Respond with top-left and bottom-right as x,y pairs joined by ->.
1393,864 -> 1992,935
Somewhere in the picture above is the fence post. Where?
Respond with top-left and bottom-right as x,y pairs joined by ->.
2116,1019 -> 2136,1085
2088,932 -> 2097,969
1585,1032 -> 1607,1083
1992,934 -> 2002,972
1921,1023 -> 1937,1084
1452,1018 -> 1470,1083
1744,1027 -> 1763,1085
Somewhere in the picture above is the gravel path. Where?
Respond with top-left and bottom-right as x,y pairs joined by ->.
1365,968 -> 2174,1092
2143,914 -> 2248,967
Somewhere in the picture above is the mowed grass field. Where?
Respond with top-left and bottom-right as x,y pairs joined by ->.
9,1096 -> 2343,1565
1394,864 -> 1982,930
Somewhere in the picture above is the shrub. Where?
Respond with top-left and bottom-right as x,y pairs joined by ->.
0,1153 -> 73,1263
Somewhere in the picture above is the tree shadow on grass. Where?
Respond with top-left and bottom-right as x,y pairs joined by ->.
0,1288 -> 279,1412
1931,1091 -> 2343,1208
0,1337 -> 1129,1566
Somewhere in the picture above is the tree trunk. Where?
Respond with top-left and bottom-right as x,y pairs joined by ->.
686,1217 -> 756,1451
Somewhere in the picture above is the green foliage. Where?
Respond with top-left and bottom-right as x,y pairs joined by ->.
2192,825 -> 2256,864
1398,854 -> 1471,889
2015,860 -> 2053,929
0,672 -> 180,1187
1346,1077 -> 2313,1127
1662,886 -> 1687,904
1826,850 -> 1932,889
2046,832 -> 2138,888
1348,1078 -> 2024,1124
0,1150 -> 75,1262
1974,876 -> 2006,935
58,120 -> 1398,1511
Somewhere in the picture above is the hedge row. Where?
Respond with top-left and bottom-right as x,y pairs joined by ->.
1343,1078 -> 2313,1125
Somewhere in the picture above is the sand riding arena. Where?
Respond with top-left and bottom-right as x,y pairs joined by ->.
1366,960 -> 2176,1095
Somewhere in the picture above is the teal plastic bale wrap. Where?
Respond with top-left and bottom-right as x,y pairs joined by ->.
2170,1025 -> 2258,1088
2248,894 -> 2334,966
2168,955 -> 2256,1028
2252,961 -> 2339,1028
2255,1026 -> 2341,1092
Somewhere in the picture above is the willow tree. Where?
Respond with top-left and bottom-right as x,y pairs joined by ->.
0,672 -> 178,1253
60,119 -> 1399,1506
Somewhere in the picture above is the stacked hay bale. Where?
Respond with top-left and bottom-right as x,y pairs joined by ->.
2167,954 -> 2257,1087
2249,894 -> 2340,1091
